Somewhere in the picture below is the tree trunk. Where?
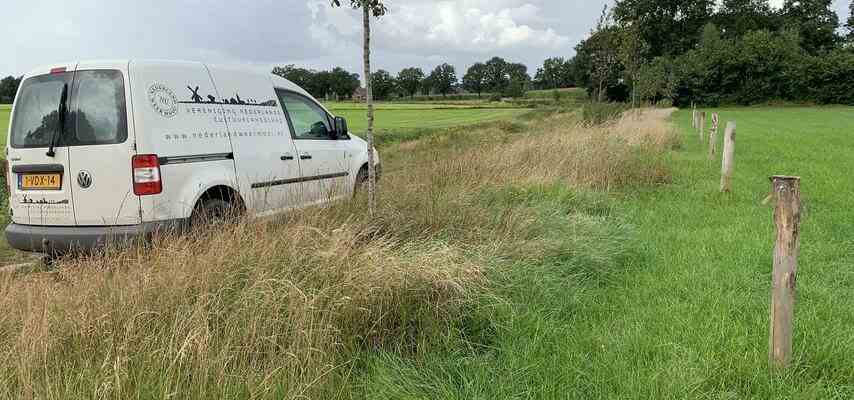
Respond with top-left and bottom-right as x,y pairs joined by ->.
363,4 -> 376,215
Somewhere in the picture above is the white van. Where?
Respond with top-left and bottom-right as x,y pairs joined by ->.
4,60 -> 379,254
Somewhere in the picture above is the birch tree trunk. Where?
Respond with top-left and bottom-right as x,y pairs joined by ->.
363,4 -> 376,215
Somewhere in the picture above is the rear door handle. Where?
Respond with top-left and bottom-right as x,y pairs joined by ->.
299,153 -> 312,160
281,153 -> 294,161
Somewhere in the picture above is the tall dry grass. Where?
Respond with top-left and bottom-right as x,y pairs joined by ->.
0,107 -> 679,399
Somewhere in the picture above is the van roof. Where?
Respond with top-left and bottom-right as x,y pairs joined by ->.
23,59 -> 310,98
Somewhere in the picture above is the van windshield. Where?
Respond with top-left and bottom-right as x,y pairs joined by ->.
10,70 -> 127,148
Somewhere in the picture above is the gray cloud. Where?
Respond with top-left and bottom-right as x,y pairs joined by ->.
2,0 -> 851,79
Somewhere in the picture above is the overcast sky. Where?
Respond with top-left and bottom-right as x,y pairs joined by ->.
2,0 -> 850,79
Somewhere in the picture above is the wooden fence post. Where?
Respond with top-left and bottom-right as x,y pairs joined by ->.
769,176 -> 801,369
692,103 -> 697,130
720,121 -> 736,192
699,112 -> 706,143
708,113 -> 719,161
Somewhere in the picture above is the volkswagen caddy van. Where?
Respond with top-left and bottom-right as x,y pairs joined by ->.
4,60 -> 379,254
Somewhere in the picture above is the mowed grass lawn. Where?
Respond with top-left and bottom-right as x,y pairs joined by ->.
355,107 -> 854,399
324,101 -> 530,133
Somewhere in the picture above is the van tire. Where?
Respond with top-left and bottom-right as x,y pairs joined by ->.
190,198 -> 236,228
353,166 -> 368,197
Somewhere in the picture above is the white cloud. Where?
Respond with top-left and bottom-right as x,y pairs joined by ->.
309,0 -> 571,57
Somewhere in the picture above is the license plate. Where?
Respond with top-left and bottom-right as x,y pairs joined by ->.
20,174 -> 62,190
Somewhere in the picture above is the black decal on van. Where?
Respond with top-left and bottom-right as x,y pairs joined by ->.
179,85 -> 277,107
251,172 -> 349,189
22,194 -> 70,205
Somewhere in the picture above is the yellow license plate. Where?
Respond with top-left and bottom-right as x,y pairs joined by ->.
20,174 -> 62,190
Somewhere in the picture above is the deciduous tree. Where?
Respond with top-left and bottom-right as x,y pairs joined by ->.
483,57 -> 509,93
781,0 -> 840,54
0,75 -> 22,104
396,67 -> 424,98
370,69 -> 396,100
533,57 -> 574,90
462,62 -> 487,98
428,63 -> 457,97
330,0 -> 387,214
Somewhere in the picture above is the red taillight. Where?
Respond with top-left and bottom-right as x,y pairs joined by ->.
50,67 -> 67,74
132,154 -> 162,196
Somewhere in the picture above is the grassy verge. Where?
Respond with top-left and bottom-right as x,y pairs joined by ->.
0,103 -> 679,398
351,106 -> 854,399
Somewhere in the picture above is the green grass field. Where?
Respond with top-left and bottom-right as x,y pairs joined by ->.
3,102 -> 852,398
352,106 -> 854,399
324,101 -> 530,134
0,104 -> 9,148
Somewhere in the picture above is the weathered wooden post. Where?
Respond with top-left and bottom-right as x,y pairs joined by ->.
719,121 -> 736,192
692,103 -> 697,130
708,113 -> 719,161
769,176 -> 801,369
699,112 -> 706,143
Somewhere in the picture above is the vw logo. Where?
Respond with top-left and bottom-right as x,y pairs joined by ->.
77,170 -> 93,189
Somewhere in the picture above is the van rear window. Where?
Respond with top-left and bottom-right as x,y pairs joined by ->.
10,70 -> 127,148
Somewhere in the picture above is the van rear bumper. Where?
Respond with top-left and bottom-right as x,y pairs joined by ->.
5,220 -> 188,254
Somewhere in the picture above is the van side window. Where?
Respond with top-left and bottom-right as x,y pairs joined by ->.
276,90 -> 333,140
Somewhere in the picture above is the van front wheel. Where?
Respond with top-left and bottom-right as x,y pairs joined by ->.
190,198 -> 236,228
353,166 -> 368,197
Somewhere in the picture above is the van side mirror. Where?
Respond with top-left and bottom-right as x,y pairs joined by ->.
333,116 -> 348,139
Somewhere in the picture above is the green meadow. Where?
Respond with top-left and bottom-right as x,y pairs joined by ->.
324,101 -> 530,135
354,106 -> 854,399
2,102 -> 854,398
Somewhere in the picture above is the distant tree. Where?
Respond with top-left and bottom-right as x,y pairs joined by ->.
533,57 -> 574,90
483,57 -> 509,93
505,63 -> 530,97
613,0 -> 716,58
370,69 -> 396,100
715,0 -> 778,38
462,62 -> 487,98
272,65 -> 324,97
618,22 -> 650,106
428,63 -> 457,97
396,67 -> 424,98
0,75 -> 22,104
845,1 -> 854,44
327,67 -> 360,100
636,57 -> 678,103
419,76 -> 433,96
579,6 -> 624,102
781,0 -> 840,54
312,70 -> 333,99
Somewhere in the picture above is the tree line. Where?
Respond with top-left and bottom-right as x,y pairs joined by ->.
272,56 -> 534,101
0,76 -> 22,104
572,0 -> 854,106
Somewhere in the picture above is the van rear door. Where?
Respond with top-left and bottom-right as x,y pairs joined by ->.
6,62 -> 139,227
66,61 -> 139,226
7,63 -> 79,226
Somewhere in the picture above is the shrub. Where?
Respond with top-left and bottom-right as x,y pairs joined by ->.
581,102 -> 631,126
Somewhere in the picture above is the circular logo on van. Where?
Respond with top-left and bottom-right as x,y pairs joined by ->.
148,83 -> 179,118
77,170 -> 93,189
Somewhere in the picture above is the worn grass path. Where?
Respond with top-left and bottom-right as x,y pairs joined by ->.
355,106 -> 854,399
